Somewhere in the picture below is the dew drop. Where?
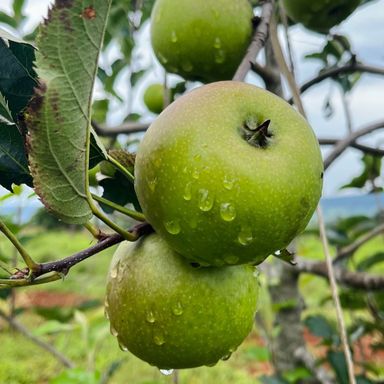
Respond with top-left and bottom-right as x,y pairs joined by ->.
182,61 -> 193,72
110,325 -> 118,337
221,352 -> 232,361
146,311 -> 156,323
104,308 -> 109,320
214,49 -> 225,64
238,227 -> 253,246
198,189 -> 214,212
157,52 -> 168,64
171,30 -> 178,43
183,182 -> 192,201
223,176 -> 235,190
110,261 -> 119,279
213,37 -> 221,49
220,203 -> 236,222
164,220 -> 181,235
160,369 -> 174,375
154,334 -> 165,346
172,302 -> 183,316
148,177 -> 157,192
118,341 -> 129,352
224,254 -> 239,265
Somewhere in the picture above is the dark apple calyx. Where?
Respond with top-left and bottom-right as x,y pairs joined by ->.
240,118 -> 273,149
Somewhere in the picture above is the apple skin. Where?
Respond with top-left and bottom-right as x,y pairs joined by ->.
105,233 -> 258,369
150,0 -> 253,83
282,0 -> 361,33
134,81 -> 323,267
144,83 -> 164,114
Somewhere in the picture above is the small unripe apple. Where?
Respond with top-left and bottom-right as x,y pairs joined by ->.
105,234 -> 258,369
282,0 -> 361,33
143,83 -> 164,114
135,81 -> 323,266
150,0 -> 254,82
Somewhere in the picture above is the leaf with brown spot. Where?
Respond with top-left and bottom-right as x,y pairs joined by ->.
25,0 -> 112,224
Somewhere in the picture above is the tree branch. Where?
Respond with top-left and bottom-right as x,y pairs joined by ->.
295,258 -> 384,290
324,120 -> 384,169
233,0 -> 275,82
319,138 -> 384,157
0,308 -> 75,368
92,120 -> 149,137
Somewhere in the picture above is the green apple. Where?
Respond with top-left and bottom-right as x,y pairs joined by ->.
144,83 -> 164,114
134,81 -> 323,266
150,0 -> 253,83
105,233 -> 258,369
282,0 -> 361,33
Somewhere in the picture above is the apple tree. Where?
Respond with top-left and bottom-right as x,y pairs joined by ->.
0,0 -> 383,382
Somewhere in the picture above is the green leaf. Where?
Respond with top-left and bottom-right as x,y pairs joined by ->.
0,122 -> 32,190
26,0 -> 112,224
51,368 -> 100,384
0,37 -> 37,119
356,252 -> 384,271
92,98 -> 109,123
89,129 -> 108,169
0,92 -> 14,125
327,350 -> 349,384
305,315 -> 335,340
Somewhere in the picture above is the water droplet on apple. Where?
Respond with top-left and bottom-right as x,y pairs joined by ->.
110,325 -> 118,337
213,37 -> 221,49
159,369 -> 174,375
205,361 -> 218,367
104,308 -> 109,320
221,352 -> 232,361
220,203 -> 236,221
214,49 -> 225,64
164,220 -> 181,235
183,182 -> 192,201
238,227 -> 253,246
118,341 -> 129,352
224,254 -> 239,265
154,333 -> 165,346
148,177 -> 157,192
198,189 -> 214,211
182,61 -> 193,72
157,52 -> 168,64
223,176 -> 235,190
146,311 -> 156,323
110,262 -> 119,279
172,302 -> 183,316
171,30 -> 178,43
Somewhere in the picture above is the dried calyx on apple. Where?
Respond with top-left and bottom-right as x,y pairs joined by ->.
240,118 -> 273,148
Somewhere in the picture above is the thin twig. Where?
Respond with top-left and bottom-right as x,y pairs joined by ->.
269,18 -> 356,383
0,308 -> 75,368
319,138 -> 384,157
324,120 -> 384,169
92,120 -> 149,137
233,0 -> 275,82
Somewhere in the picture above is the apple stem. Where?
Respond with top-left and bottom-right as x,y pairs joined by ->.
242,119 -> 272,148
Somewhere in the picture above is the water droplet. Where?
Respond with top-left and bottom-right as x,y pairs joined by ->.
171,30 -> 178,43
172,302 -> 183,316
214,49 -> 225,64
206,361 -> 218,367
224,254 -> 239,265
183,182 -> 192,201
110,261 -> 119,279
160,369 -> 174,375
110,325 -> 118,337
104,308 -> 109,319
146,311 -> 156,323
213,37 -> 221,49
164,220 -> 181,235
192,169 -> 200,179
154,334 -> 165,346
182,61 -> 193,72
198,189 -> 214,212
118,341 -> 129,352
148,177 -> 157,192
238,226 -> 253,246
220,203 -> 236,222
221,352 -> 232,361
223,176 -> 235,190
157,52 -> 168,64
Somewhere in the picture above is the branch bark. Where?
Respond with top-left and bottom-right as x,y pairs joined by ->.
295,258 -> 384,290
233,0 -> 275,82
319,138 -> 384,157
92,120 -> 149,136
324,120 -> 384,169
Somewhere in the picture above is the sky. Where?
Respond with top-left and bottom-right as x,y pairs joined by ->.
0,0 -> 383,198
